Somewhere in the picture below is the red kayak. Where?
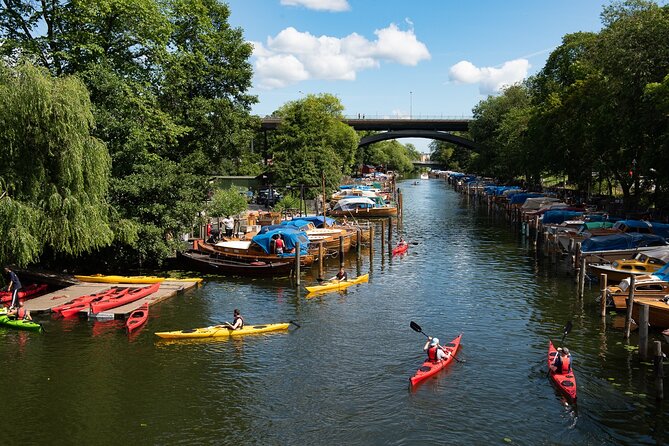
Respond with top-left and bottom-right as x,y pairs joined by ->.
126,303 -> 149,333
410,334 -> 462,387
392,243 -> 408,256
1,283 -> 48,303
548,340 -> 577,402
53,287 -> 128,318
89,282 -> 160,314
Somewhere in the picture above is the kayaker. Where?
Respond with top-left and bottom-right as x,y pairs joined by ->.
551,347 -> 571,374
398,237 -> 408,247
223,309 -> 244,330
423,337 -> 450,362
7,301 -> 32,321
4,267 -> 22,309
332,267 -> 347,281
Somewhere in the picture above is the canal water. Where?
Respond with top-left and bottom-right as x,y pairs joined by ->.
1,180 -> 667,445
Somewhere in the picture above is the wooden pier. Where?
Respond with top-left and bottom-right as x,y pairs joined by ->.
24,280 -> 201,319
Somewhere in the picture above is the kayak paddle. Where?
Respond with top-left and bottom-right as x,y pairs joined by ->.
410,321 -> 465,363
560,321 -> 572,346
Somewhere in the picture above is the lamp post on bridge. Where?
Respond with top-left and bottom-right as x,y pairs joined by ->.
410,91 -> 413,119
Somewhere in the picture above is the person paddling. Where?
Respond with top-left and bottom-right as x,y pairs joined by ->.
423,336 -> 451,363
222,309 -> 244,330
331,267 -> 347,282
551,347 -> 571,374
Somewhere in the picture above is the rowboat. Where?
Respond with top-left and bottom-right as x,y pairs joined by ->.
409,334 -> 462,387
0,283 -> 48,303
305,274 -> 369,294
0,315 -> 43,332
89,283 -> 160,314
548,341 -> 577,402
392,243 -> 408,256
155,322 -> 292,339
126,303 -> 149,333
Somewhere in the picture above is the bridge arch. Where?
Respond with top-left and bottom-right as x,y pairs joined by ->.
358,130 -> 480,152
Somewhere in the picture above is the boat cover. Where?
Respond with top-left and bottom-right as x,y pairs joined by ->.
652,263 -> 669,281
580,233 -> 668,252
541,210 -> 584,224
251,228 -> 310,255
294,216 -> 336,228
650,222 -> 669,239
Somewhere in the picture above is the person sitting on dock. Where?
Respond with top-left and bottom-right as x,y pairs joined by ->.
331,267 -> 348,282
423,337 -> 450,363
223,309 -> 244,330
4,267 -> 22,309
551,347 -> 571,374
7,301 -> 32,321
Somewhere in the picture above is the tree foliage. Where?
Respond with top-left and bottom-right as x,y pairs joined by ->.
208,186 -> 248,218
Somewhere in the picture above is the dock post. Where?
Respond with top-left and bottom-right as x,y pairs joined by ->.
318,242 -> 324,281
295,241 -> 301,286
578,257 -> 586,299
654,341 -> 664,400
369,225 -> 374,266
356,228 -> 361,260
387,217 -> 392,247
624,275 -> 636,339
380,219 -> 386,259
339,235 -> 344,268
600,274 -> 608,317
398,191 -> 403,223
638,303 -> 649,361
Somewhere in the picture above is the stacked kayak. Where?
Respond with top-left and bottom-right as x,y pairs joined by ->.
392,243 -> 408,256
548,341 -> 577,402
89,282 -> 160,314
126,303 -> 149,334
52,287 -> 129,318
0,315 -> 43,332
76,274 -> 166,284
410,334 -> 462,387
0,283 -> 48,303
155,323 -> 291,339
305,274 -> 369,295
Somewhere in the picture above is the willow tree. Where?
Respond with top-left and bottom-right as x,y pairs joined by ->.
0,63 -> 113,267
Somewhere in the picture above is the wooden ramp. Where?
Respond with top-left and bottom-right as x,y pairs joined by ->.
24,280 -> 200,319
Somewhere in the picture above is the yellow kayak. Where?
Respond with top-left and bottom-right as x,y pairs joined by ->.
305,274 -> 369,294
75,274 -> 203,284
155,322 -> 293,339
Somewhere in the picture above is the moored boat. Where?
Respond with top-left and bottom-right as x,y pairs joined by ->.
548,340 -> 577,402
89,282 -> 160,315
178,250 -> 294,277
126,303 -> 149,333
409,334 -> 462,387
305,273 -> 369,295
327,197 -> 397,218
155,322 -> 292,339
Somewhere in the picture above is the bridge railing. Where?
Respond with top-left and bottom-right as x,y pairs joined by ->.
343,114 -> 474,120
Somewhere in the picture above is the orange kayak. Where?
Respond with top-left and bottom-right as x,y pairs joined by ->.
410,334 -> 462,387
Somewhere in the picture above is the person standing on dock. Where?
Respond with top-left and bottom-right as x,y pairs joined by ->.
4,267 -> 22,309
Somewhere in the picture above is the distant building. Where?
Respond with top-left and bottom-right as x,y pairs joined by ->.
420,153 -> 430,163
361,164 -> 376,174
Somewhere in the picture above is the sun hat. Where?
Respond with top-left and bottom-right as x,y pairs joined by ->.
430,337 -> 439,346
561,347 -> 570,355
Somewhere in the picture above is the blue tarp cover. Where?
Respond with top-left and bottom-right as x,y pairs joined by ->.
613,220 -> 652,231
252,227 -> 310,255
650,222 -> 669,239
652,263 -> 669,281
293,216 -> 336,228
509,193 -> 544,205
541,210 -> 584,224
580,233 -> 668,252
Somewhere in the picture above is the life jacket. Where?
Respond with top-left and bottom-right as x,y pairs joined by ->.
18,307 -> 27,319
427,345 -> 439,362
336,271 -> 347,280
559,355 -> 571,374
233,315 -> 244,329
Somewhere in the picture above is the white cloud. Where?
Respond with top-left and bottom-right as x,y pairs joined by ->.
253,24 -> 430,89
280,0 -> 350,12
448,59 -> 530,95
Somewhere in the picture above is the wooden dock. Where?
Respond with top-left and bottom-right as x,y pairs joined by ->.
24,280 -> 201,319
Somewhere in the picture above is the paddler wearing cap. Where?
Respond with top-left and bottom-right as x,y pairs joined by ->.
423,336 -> 451,363
550,347 -> 572,374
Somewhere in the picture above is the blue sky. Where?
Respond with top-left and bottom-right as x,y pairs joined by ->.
226,0 -> 611,151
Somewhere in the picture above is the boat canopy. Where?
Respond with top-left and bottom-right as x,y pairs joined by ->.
650,222 -> 669,239
521,196 -> 561,210
580,233 -> 668,253
640,247 -> 669,263
541,210 -> 584,225
613,220 -> 653,233
652,263 -> 669,281
332,197 -> 376,211
251,228 -> 310,255
294,216 -> 336,228
579,221 -> 615,232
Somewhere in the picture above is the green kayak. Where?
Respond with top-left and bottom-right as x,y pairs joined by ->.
0,315 -> 43,332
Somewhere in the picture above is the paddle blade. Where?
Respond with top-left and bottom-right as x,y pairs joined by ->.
563,321 -> 573,337
410,321 -> 422,333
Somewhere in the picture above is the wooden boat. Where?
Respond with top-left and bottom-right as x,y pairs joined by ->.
631,296 -> 669,329
305,274 -> 369,295
589,247 -> 669,283
606,276 -> 669,309
89,283 -> 160,314
177,250 -> 294,277
126,303 -> 149,333
0,283 -> 48,303
196,240 -> 314,267
327,197 -> 397,218
155,322 -> 292,339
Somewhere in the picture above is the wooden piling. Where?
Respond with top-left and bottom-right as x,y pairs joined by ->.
380,220 -> 386,258
318,242 -> 324,281
654,341 -> 664,400
600,273 -> 608,317
638,303 -> 649,361
339,235 -> 344,267
387,217 -> 393,247
578,257 -> 586,299
369,225 -> 374,266
295,241 -> 301,286
624,275 -> 635,339
356,228 -> 361,260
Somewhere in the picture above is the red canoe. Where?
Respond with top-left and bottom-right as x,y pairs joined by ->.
126,303 -> 149,333
392,243 -> 408,256
54,287 -> 128,318
548,340 -> 577,402
89,282 -> 160,314
410,334 -> 462,387
1,283 -> 48,303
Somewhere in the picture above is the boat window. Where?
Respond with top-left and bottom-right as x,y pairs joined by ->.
637,284 -> 665,291
637,266 -> 647,271
622,265 -> 632,270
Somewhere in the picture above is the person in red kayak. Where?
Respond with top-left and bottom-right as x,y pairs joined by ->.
398,237 -> 408,247
551,347 -> 571,374
423,337 -> 451,362
223,309 -> 244,330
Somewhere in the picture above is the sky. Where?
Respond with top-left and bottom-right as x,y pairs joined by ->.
225,0 -> 611,152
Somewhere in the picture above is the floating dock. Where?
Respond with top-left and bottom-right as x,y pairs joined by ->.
23,280 -> 200,319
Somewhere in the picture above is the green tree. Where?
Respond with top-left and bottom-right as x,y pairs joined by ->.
0,63 -> 113,267
208,186 -> 248,218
